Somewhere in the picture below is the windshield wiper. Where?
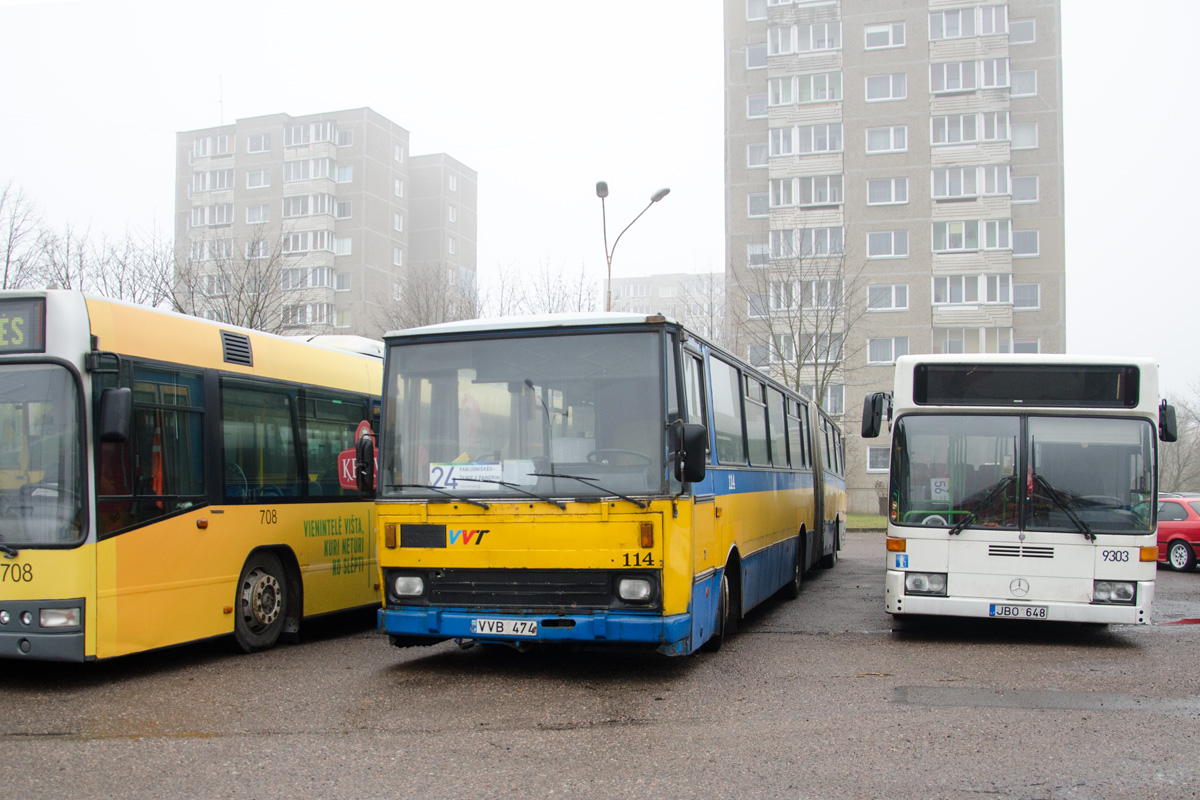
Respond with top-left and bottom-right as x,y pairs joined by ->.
386,483 -> 490,510
455,477 -> 567,509
1032,474 -> 1095,541
948,474 -> 1017,536
529,472 -> 649,509
0,544 -> 19,558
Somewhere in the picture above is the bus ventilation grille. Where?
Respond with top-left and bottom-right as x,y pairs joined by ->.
220,331 -> 254,366
989,545 -> 1055,559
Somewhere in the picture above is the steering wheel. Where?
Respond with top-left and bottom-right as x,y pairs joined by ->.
259,485 -> 284,497
585,449 -> 652,466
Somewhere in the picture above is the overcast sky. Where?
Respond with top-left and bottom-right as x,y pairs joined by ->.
0,0 -> 1195,396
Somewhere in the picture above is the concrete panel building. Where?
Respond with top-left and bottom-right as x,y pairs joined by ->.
724,0 -> 1064,512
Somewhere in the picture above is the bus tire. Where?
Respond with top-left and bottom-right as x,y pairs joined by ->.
819,520 -> 839,569
782,532 -> 804,600
700,569 -> 733,653
1168,540 -> 1196,572
234,551 -> 288,653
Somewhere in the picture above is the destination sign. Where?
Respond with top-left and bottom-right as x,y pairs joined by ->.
0,298 -> 45,354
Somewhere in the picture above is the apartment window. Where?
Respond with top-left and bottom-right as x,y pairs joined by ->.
748,142 -> 769,167
748,294 -> 768,319
800,333 -> 844,364
1010,18 -> 1035,44
1011,70 -> 1037,97
334,237 -> 352,256
448,205 -> 457,223
335,201 -> 352,219
982,165 -> 1010,196
286,125 -> 310,147
1013,230 -> 1039,256
934,275 -> 980,304
336,165 -> 353,183
282,196 -> 309,218
748,243 -> 770,268
336,129 -> 353,147
798,227 -> 844,256
394,178 -> 404,197
747,0 -> 767,20
868,230 -> 908,258
749,192 -> 770,217
930,8 -> 976,40
866,73 -> 906,101
801,383 -> 844,416
933,328 -> 969,354
771,333 -> 795,364
865,22 -> 904,49
393,212 -> 404,232
868,284 -> 908,311
868,337 -> 909,365
1014,339 -> 1040,354
282,231 -> 333,255
190,204 -> 234,227
393,247 -> 404,267
933,221 -> 980,253
867,178 -> 907,205
246,240 -> 269,260
1013,283 -> 1040,309
335,273 -> 352,291
798,123 -> 842,154
933,167 -> 978,199
448,236 -> 456,255
246,169 -> 270,189
932,114 -> 977,145
770,230 -> 794,259
981,58 -> 1009,89
282,303 -> 334,328
981,5 -> 1008,34
335,309 -> 352,329
1012,176 -> 1039,203
769,179 -> 794,208
394,144 -> 405,162
747,43 -> 768,69
986,274 -> 1012,303
797,21 -> 841,52
769,77 -> 794,106
448,175 -> 458,192
798,71 -> 842,102
768,25 -> 793,56
747,93 -> 768,118
1011,123 -> 1038,149
799,175 -> 842,206
246,204 -> 269,224
982,112 -> 1009,141
247,134 -> 271,154
770,127 -> 794,156
770,280 -> 795,311
192,134 -> 229,159
867,126 -> 906,153
868,446 -> 890,472
931,62 -> 977,94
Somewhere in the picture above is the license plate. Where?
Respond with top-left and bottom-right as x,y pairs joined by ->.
470,618 -> 538,637
990,604 -> 1048,619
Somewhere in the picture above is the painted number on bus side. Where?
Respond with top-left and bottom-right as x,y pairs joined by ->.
1,563 -> 32,582
260,509 -> 277,524
623,552 -> 654,567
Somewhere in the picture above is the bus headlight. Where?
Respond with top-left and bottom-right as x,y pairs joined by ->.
1093,581 -> 1136,605
40,608 -> 80,628
617,578 -> 653,602
392,575 -> 425,598
904,572 -> 947,596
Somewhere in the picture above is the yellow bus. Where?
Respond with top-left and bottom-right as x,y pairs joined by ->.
359,313 -> 846,655
0,291 -> 382,661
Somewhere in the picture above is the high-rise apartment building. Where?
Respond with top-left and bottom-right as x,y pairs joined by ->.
175,107 -> 477,338
724,0 -> 1064,512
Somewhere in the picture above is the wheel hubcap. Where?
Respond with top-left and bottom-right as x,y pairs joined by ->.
241,568 -> 282,630
1171,545 -> 1189,569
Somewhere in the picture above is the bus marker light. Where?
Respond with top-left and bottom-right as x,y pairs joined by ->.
640,523 -> 653,548
385,524 -> 397,549
1140,546 -> 1158,562
20,611 -> 33,626
40,608 -> 80,628
0,611 -> 9,624
886,537 -> 906,552
196,518 -> 208,529
224,606 -> 233,614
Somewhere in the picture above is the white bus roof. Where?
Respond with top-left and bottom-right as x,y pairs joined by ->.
384,312 -> 676,340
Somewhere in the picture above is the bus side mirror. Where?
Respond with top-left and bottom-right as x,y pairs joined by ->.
1160,401 -> 1178,443
354,432 -> 376,492
861,392 -> 887,439
676,423 -> 707,484
98,387 -> 132,444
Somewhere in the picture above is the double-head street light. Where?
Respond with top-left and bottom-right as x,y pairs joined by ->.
596,182 -> 671,311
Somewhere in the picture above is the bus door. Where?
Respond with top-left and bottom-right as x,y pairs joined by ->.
681,349 -> 717,578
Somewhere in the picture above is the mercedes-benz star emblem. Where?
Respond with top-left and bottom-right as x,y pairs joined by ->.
1010,578 -> 1030,597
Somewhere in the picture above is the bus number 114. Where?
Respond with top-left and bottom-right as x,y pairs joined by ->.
623,552 -> 654,567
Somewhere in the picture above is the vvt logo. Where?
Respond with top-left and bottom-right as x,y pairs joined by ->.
448,529 -> 489,546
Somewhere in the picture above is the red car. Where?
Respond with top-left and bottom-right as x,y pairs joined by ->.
1154,495 -> 1200,572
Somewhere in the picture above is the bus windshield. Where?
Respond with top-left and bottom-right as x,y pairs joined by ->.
891,414 -> 1154,535
380,330 -> 665,501
0,364 -> 83,546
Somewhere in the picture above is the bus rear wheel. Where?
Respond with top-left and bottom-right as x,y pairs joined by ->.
234,551 -> 288,653
1168,540 -> 1196,572
783,533 -> 804,600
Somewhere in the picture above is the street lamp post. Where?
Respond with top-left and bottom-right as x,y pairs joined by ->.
596,182 -> 670,312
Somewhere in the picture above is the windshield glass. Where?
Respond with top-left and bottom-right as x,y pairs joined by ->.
0,364 -> 84,546
380,330 -> 666,501
891,414 -> 1154,535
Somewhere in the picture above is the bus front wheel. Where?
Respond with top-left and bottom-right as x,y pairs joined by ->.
701,570 -> 735,653
234,551 -> 288,653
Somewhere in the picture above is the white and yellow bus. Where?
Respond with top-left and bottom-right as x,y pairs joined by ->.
862,354 -> 1179,625
359,313 -> 846,655
0,291 -> 382,661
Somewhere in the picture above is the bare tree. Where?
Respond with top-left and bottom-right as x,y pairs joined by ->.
90,226 -> 176,307
33,222 -> 97,290
675,271 -> 728,348
373,263 -> 482,332
1161,384 -> 1200,492
0,182 -> 42,290
481,259 -> 598,318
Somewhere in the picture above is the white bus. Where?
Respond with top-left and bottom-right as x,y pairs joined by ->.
862,354 -> 1178,625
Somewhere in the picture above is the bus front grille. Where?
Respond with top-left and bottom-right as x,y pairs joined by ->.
428,569 -> 613,609
989,545 -> 1055,559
